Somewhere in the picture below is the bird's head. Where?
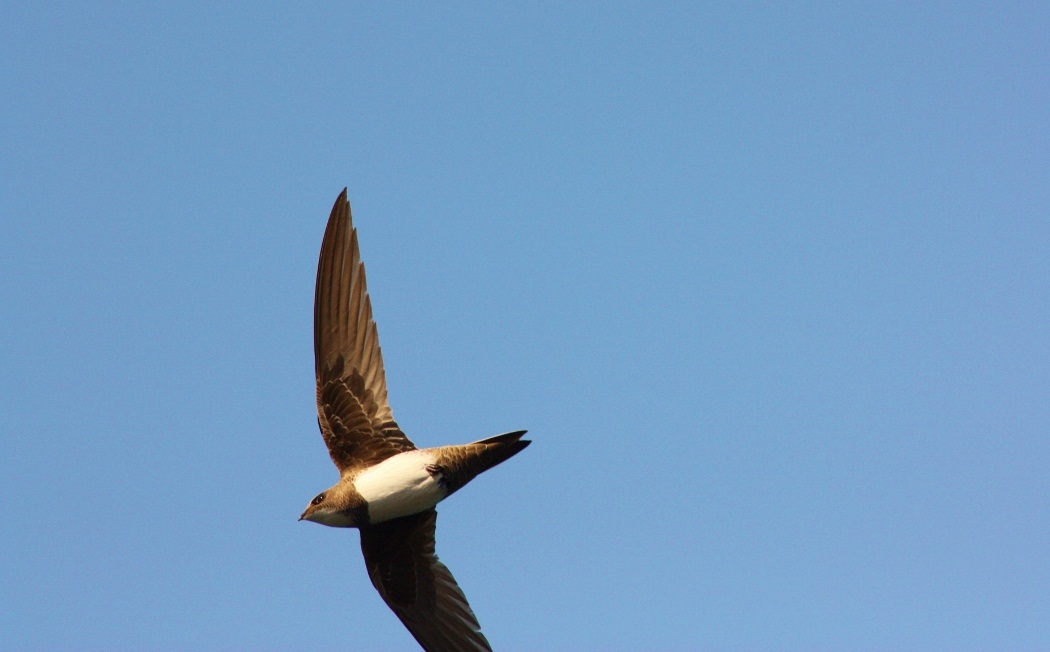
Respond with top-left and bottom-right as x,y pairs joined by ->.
298,482 -> 359,527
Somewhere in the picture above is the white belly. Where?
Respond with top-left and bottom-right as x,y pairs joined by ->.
353,450 -> 447,523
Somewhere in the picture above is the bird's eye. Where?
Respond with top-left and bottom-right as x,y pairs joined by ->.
312,493 -> 325,506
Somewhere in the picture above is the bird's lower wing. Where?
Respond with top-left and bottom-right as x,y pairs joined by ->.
360,509 -> 492,652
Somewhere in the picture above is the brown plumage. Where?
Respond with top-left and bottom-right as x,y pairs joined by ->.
429,431 -> 531,496
362,510 -> 493,652
300,189 -> 531,652
314,192 -> 414,473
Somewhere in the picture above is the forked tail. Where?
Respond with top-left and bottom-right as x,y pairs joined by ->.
434,430 -> 531,496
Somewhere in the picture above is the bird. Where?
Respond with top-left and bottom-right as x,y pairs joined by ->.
299,188 -> 530,651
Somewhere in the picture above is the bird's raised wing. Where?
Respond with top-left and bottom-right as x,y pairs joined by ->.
315,189 -> 415,474
360,509 -> 492,652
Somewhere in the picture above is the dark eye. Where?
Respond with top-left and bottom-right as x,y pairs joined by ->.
311,493 -> 325,506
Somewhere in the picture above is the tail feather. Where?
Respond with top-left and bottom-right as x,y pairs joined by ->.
435,430 -> 530,496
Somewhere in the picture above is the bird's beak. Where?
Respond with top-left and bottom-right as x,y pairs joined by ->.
298,511 -> 307,521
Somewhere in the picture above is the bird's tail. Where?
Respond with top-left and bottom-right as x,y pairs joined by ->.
434,430 -> 531,496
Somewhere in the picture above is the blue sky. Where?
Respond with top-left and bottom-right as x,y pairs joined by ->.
2,3 -> 1048,650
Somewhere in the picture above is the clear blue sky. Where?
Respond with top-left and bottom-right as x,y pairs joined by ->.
2,3 -> 1048,650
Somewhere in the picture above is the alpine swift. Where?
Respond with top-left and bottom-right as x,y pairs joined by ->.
299,189 -> 530,651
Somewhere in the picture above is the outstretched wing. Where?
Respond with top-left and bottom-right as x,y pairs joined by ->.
360,510 -> 492,652
314,189 -> 415,474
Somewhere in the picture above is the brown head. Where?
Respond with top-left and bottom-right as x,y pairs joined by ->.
298,479 -> 365,527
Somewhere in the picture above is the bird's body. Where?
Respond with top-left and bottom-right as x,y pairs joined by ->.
353,449 -> 449,524
299,189 -> 529,652
308,432 -> 527,528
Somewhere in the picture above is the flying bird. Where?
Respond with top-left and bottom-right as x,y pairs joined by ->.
300,189 -> 530,651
